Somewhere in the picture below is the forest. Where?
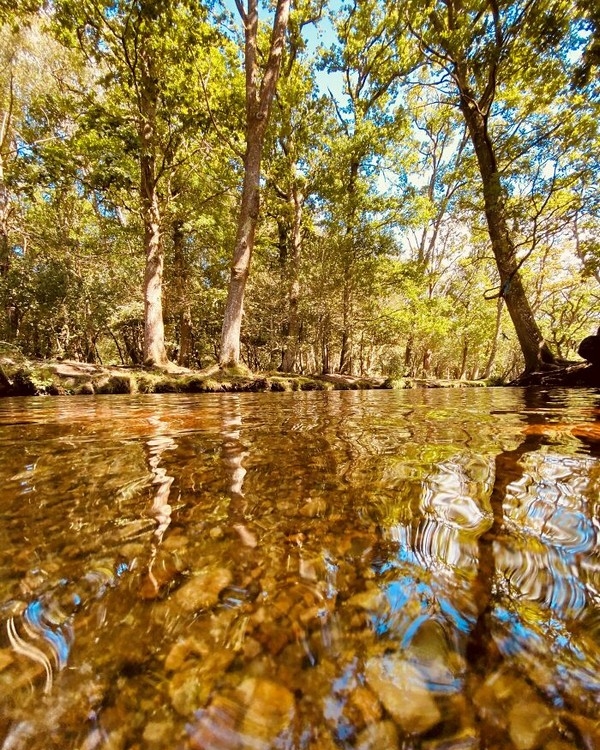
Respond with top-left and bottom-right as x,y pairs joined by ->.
0,0 -> 599,383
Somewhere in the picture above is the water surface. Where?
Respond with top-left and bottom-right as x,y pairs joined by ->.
0,388 -> 599,749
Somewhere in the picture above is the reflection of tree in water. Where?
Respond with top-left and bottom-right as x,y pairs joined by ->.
467,431 -> 543,669
0,407 -> 179,743
467,391 -> 600,746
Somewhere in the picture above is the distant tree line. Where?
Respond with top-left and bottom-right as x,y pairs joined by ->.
0,0 -> 599,379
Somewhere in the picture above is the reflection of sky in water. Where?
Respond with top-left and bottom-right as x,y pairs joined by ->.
1,391 -> 600,747
491,449 -> 600,707
500,448 -> 597,618
369,446 -> 600,705
366,454 -> 495,692
24,599 -> 72,669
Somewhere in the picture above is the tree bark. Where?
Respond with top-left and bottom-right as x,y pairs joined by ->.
281,185 -> 303,372
483,297 -> 503,379
458,338 -> 468,380
0,160 -> 8,278
219,0 -> 291,367
0,77 -> 12,278
139,56 -> 168,368
172,219 -> 193,367
456,86 -> 554,374
0,78 -> 18,342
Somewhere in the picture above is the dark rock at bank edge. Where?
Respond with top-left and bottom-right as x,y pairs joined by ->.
509,362 -> 600,388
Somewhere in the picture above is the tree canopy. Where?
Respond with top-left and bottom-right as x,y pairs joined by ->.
0,0 -> 598,380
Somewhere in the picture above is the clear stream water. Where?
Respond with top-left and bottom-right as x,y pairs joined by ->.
0,388 -> 598,749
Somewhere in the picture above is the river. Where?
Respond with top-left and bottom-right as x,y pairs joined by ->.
0,388 -> 598,749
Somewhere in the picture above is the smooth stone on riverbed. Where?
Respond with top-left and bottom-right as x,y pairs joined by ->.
169,650 -> 235,716
172,568 -> 232,613
355,720 -> 399,749
508,699 -> 554,750
237,677 -> 296,743
187,678 -> 295,749
364,655 -> 441,734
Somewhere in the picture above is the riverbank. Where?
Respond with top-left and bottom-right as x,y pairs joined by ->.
0,351 -> 493,397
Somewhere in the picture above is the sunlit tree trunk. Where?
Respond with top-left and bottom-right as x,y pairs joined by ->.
0,76 -> 17,342
282,185 -> 303,372
338,158 -> 359,375
0,157 -> 8,278
459,92 -> 553,373
172,219 -> 193,367
219,0 -> 291,367
320,313 -> 331,374
408,0 -> 557,374
458,338 -> 469,380
483,297 -> 504,379
139,56 -> 168,368
0,76 -> 11,279
338,279 -> 353,374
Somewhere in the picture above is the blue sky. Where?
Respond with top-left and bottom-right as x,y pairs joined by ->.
217,0 -> 344,99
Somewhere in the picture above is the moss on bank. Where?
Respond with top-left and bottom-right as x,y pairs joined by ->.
0,353 -> 501,398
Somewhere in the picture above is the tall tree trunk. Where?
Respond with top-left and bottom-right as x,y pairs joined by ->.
282,186 -> 303,372
172,219 -> 193,367
404,333 -> 414,376
458,92 -> 554,373
139,61 -> 168,368
219,0 -> 291,367
0,158 -> 8,278
220,131 -> 262,367
483,297 -> 504,379
141,162 -> 167,366
0,76 -> 12,278
458,338 -> 469,380
320,314 -> 331,374
0,153 -> 17,342
338,158 -> 359,375
338,274 -> 352,374
0,78 -> 17,342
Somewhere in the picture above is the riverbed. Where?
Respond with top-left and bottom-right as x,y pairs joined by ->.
0,389 -> 598,749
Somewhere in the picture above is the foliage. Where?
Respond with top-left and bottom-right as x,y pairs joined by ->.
0,0 -> 597,377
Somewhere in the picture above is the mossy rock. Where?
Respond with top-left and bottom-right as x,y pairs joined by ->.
184,376 -> 208,392
153,378 -> 181,394
10,368 -> 38,396
135,375 -> 158,393
248,377 -> 269,392
220,364 -> 253,378
75,382 -> 95,395
382,378 -> 407,389
46,383 -> 68,396
299,379 -> 327,391
269,378 -> 292,392
184,376 -> 222,393
220,377 -> 269,393
94,374 -> 132,394
329,380 -> 351,390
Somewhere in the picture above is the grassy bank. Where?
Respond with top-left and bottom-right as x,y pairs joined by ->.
0,349 -> 494,398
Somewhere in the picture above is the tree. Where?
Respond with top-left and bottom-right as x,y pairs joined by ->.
405,0 -> 569,372
317,0 -> 415,374
219,0 -> 291,367
575,0 -> 600,88
54,0 -> 230,367
0,13 -> 90,342
261,0 -> 327,372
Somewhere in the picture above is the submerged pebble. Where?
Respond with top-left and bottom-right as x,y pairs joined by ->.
172,568 -> 233,613
187,678 -> 295,750
365,654 -> 441,734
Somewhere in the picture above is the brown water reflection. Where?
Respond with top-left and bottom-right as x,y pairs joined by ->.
0,389 -> 599,749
